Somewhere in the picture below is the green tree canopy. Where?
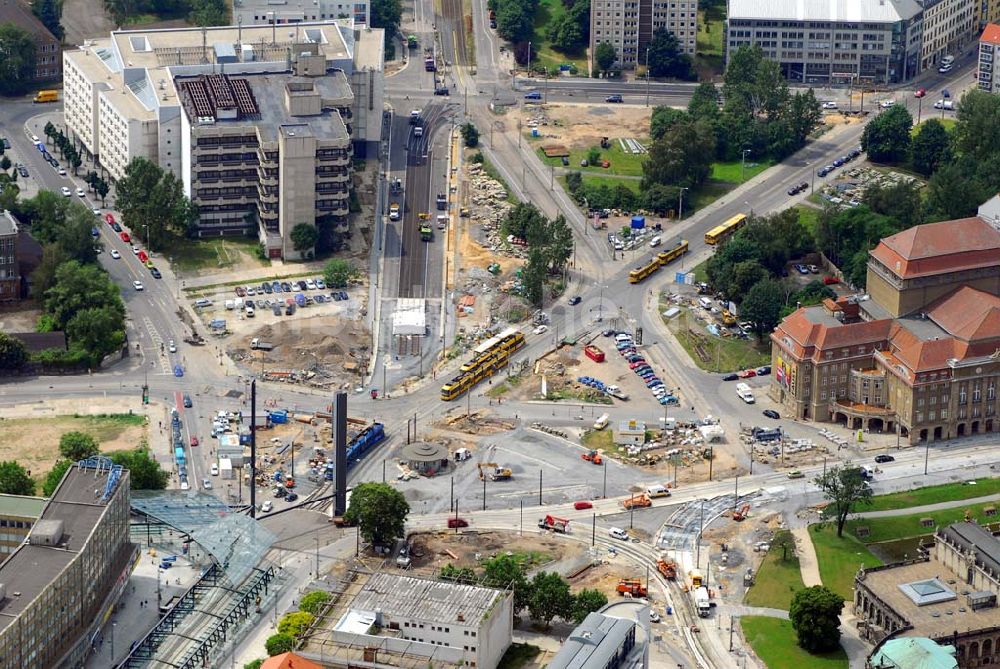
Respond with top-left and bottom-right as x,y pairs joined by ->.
483,554 -> 529,611
109,447 -> 168,490
924,156 -> 988,221
0,332 -> 27,370
953,88 -> 1000,160
59,431 -> 100,461
323,259 -> 361,288
572,588 -> 609,623
814,465 -> 874,537
116,157 -> 198,248
290,223 -> 319,253
641,117 -> 716,190
527,571 -> 573,628
0,461 -> 35,495
265,633 -> 295,656
649,107 -> 689,142
43,459 -> 72,496
44,261 -> 125,331
646,27 -> 694,80
740,279 -> 785,339
861,105 -> 913,163
594,42 -> 616,72
32,0 -> 63,40
343,482 -> 410,548
789,586 -> 844,652
911,119 -> 952,176
496,2 -> 532,43
299,591 -> 331,615
277,611 -> 315,637
0,25 -> 37,96
461,122 -> 480,148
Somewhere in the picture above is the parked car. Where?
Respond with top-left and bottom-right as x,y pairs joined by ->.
605,94 -> 623,103
132,280 -> 144,291
914,87 -> 927,97
150,268 -> 162,279
261,501 -> 273,513
874,454 -> 895,463
821,101 -> 838,109
120,232 -> 131,243
879,99 -> 896,108
568,296 -> 582,305
722,374 -> 739,381
823,276 -> 840,285
524,91 -> 542,100
574,501 -> 594,510
763,409 -> 780,419
933,99 -> 954,110
447,517 -> 469,528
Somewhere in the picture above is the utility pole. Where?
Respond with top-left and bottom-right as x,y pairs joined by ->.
741,148 -> 751,183
602,459 -> 608,498
315,535 -> 320,577
482,475 -> 487,511
538,470 -> 542,505
645,47 -> 651,107
520,499 -> 523,535
924,438 -> 930,475
696,499 -> 705,567
708,447 -> 714,481
734,475 -> 739,511
591,513 -> 596,546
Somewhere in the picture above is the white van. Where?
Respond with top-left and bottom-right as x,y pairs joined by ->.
615,333 -> 633,344
646,484 -> 671,498
649,236 -> 662,248
698,297 -> 713,310
609,527 -> 629,540
942,54 -> 955,65
594,413 -> 610,430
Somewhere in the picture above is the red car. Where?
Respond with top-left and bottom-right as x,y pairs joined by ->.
914,88 -> 927,98
120,232 -> 130,243
138,251 -> 149,263
105,213 -> 116,225
190,436 -> 199,447
823,276 -> 840,285
235,286 -> 246,297
447,517 -> 468,528
738,369 -> 757,378
574,500 -> 593,510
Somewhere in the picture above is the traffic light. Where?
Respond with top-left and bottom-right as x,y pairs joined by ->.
142,384 -> 149,405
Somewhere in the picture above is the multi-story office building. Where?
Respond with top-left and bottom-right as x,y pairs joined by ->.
769,216 -> 1000,444
0,0 -> 61,82
921,0 -> 978,69
589,0 -> 697,70
0,459 -> 133,667
978,22 -> 1000,91
0,211 -> 21,303
176,68 -> 353,256
63,21 -> 383,256
233,0 -> 369,27
725,0 -> 924,84
0,494 -> 46,560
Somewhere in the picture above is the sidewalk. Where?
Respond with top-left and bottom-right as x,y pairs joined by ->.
791,526 -> 822,587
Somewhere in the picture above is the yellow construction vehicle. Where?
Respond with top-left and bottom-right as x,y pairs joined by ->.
477,462 -> 513,481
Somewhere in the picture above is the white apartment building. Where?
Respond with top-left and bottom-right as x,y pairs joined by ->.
233,0 -> 369,27
978,22 -> 1000,91
63,20 -> 384,183
589,0 -> 697,71
329,572 -> 513,669
921,0 -> 978,68
725,0 -> 924,83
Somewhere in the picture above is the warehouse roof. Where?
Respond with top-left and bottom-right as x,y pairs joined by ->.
350,573 -> 505,626
548,612 -> 638,669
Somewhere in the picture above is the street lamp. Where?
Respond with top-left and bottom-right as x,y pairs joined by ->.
596,283 -> 607,322
645,47 -> 651,107
741,149 -> 751,183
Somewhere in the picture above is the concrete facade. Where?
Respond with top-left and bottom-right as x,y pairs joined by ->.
0,211 -> 21,303
978,23 -> 1000,91
0,460 -> 134,668
725,0 -> 924,84
0,494 -> 46,560
589,0 -> 697,70
921,0 -> 978,69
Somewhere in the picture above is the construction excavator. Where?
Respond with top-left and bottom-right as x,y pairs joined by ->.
477,462 -> 513,481
656,558 -> 677,580
732,503 -> 751,521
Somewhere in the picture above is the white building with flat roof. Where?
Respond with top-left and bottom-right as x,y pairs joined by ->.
233,0 -> 370,28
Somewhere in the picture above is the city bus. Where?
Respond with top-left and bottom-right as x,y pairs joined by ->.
704,214 -> 748,246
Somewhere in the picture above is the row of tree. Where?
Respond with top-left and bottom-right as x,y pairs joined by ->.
43,122 -> 83,178
500,203 -> 574,305
441,554 -> 608,627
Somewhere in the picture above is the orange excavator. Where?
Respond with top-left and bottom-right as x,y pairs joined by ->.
733,503 -> 751,521
616,579 -> 648,597
581,450 -> 603,465
657,558 -> 677,580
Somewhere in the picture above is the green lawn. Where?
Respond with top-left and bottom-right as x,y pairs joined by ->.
809,524 -> 882,601
532,0 -> 588,73
694,0 -> 726,78
744,532 -> 806,610
498,643 -> 541,669
845,506 -> 1000,545
162,236 -> 267,274
796,205 -> 821,235
690,259 -> 709,284
742,617 -> 848,669
710,159 -> 775,184
537,141 -> 650,177
867,477 -> 1000,512
582,428 -> 613,451
667,309 -> 771,372
910,117 -> 957,136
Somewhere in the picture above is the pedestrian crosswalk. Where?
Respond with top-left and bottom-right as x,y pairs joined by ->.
142,316 -> 172,375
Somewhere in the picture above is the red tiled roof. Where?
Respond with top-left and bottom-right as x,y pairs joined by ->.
262,653 -> 323,669
983,23 -> 1000,45
886,323 -> 958,374
927,286 -> 1000,341
772,307 -> 892,357
869,217 -> 1000,280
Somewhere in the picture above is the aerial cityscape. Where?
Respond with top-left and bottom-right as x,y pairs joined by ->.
1,0 -> 1000,666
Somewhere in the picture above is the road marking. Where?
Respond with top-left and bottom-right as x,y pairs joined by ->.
142,316 -> 172,375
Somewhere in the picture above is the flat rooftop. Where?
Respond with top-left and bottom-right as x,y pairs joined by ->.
0,463 -> 125,634
862,559 -> 1000,639
0,493 -> 47,518
350,573 -> 505,626
548,611 -> 637,669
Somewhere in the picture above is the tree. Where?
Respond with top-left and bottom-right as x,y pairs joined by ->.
0,25 -> 36,96
864,181 -> 923,228
924,157 -> 987,221
33,0 -> 63,39
649,107 -> 689,142
646,27 -> 694,80
572,588 -> 608,623
496,2 -> 532,43
528,571 -> 573,628
789,586 -> 844,652
779,89 -> 822,151
59,431 -> 99,461
43,459 -> 72,496
265,633 -> 296,656
323,259 -> 361,288
483,554 -> 529,611
545,215 -> 574,272
730,260 -> 769,298
116,158 -> 198,248
44,261 -> 124,331
290,223 -> 318,255
0,156 -> 10,175
861,105 -> 913,163
244,661 -> 265,669
594,42 -> 616,73
814,465 -> 874,537
548,15 -> 585,53
771,530 -> 796,561
343,482 -> 410,548
642,117 -> 716,190
521,247 -> 547,306
60,203 -> 102,264
740,279 -> 784,339
953,88 -> 1000,160
371,0 -> 403,35
0,332 -> 27,370
688,82 -> 721,121
109,447 -> 168,490
95,178 -> 110,206
911,119 -> 952,176
641,183 -> 680,216
722,44 -> 788,120
299,591 -> 331,615
188,0 -> 228,25
461,122 -> 480,148
278,611 -> 315,637
0,461 -> 35,495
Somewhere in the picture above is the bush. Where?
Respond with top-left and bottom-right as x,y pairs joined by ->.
265,633 -> 295,656
299,591 -> 331,615
277,611 -> 315,637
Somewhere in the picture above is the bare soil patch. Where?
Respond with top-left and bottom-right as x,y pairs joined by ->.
406,530 -> 578,575
509,104 -> 652,151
